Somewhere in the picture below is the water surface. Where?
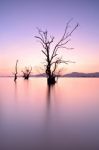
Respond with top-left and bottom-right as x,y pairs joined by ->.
0,78 -> 99,150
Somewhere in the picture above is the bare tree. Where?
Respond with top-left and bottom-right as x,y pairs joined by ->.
35,20 -> 79,85
14,60 -> 18,82
22,66 -> 32,80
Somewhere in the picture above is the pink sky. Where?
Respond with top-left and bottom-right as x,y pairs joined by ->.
0,0 -> 99,75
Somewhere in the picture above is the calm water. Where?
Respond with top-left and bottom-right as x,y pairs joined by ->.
0,78 -> 99,150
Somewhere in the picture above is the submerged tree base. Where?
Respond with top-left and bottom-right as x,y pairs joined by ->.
23,75 -> 29,80
47,76 -> 56,85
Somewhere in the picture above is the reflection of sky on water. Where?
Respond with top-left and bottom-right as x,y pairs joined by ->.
0,78 -> 99,149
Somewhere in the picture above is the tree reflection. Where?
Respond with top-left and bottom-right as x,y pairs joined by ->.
46,84 -> 55,124
14,81 -> 18,102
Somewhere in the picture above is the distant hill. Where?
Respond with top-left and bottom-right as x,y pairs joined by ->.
32,72 -> 99,77
1,72 -> 99,78
63,72 -> 99,77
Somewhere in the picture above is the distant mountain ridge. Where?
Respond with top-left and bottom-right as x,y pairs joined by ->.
1,72 -> 99,77
63,72 -> 99,77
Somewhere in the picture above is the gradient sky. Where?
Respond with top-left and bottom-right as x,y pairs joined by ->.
0,0 -> 99,75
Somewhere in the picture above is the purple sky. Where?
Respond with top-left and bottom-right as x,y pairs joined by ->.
0,0 -> 99,75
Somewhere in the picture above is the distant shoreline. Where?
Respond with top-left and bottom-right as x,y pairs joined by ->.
1,72 -> 99,78
0,76 -> 99,78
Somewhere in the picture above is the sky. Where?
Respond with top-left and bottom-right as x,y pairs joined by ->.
0,0 -> 99,75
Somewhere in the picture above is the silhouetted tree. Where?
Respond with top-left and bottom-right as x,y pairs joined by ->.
22,66 -> 32,80
35,20 -> 79,85
14,60 -> 18,82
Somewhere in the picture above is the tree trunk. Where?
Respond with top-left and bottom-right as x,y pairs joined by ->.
47,76 -> 56,85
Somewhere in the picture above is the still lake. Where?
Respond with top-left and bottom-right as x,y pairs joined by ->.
0,77 -> 99,150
